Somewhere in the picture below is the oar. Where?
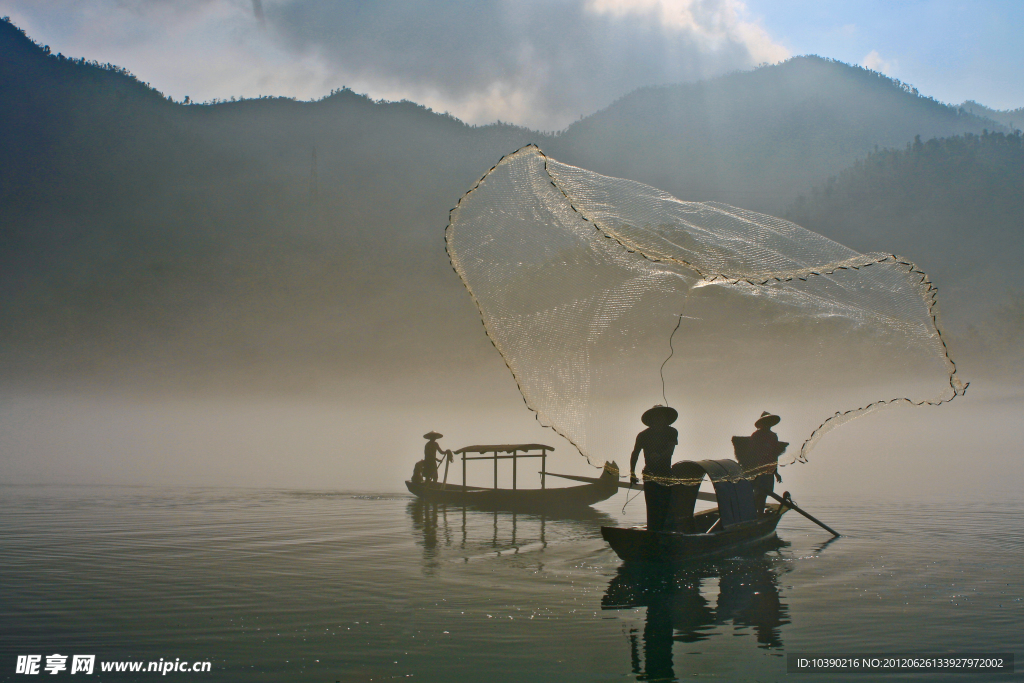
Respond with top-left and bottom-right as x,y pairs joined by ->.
765,489 -> 840,537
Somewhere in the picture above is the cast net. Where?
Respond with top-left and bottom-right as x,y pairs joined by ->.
446,145 -> 966,476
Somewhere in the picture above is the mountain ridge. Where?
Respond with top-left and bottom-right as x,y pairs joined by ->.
551,55 -> 1009,215
1,16 -> 1018,390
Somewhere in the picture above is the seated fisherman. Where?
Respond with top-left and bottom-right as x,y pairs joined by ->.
629,405 -> 679,532
731,412 -> 788,514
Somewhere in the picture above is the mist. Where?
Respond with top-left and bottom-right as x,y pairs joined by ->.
2,380 -> 1021,502
2,17 -> 1023,497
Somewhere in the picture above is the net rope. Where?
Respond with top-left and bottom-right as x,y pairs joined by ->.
446,145 -> 967,479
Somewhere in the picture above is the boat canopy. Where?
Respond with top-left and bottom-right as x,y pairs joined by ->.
669,459 -> 758,527
454,444 -> 554,454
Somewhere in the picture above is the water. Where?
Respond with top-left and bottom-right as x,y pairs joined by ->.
2,485 -> 1021,682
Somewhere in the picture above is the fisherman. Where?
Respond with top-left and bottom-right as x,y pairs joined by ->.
629,405 -> 679,532
416,431 -> 452,484
731,412 -> 788,514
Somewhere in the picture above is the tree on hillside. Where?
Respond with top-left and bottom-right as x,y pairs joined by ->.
787,130 -> 1023,248
785,131 -> 1024,375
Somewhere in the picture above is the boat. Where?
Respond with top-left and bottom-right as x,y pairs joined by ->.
602,503 -> 789,563
601,459 -> 792,563
405,443 -> 621,512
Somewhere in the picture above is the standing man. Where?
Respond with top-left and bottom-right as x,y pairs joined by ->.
421,431 -> 452,483
732,412 -> 788,514
629,405 -> 679,532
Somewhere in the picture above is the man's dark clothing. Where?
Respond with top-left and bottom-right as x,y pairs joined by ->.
733,428 -> 788,514
422,440 -> 443,481
631,425 -> 678,531
746,429 -> 785,475
643,481 -> 673,532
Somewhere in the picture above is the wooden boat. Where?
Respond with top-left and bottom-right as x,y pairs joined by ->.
406,472 -> 619,511
405,443 -> 620,512
602,503 -> 788,563
601,458 -> 791,563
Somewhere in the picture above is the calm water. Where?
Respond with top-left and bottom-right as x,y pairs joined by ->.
1,485 -> 1021,682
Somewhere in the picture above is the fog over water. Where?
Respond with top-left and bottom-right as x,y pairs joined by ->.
1,17 -> 1023,505
2,381 -> 1022,503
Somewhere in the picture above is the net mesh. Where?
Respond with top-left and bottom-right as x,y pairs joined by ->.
446,145 -> 967,474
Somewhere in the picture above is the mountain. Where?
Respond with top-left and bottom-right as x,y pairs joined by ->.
0,18 -> 546,391
784,130 -> 1024,372
550,56 -> 1007,216
0,17 -> 1017,391
959,100 -> 1024,133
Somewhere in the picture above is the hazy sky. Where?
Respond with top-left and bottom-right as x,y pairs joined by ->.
2,0 -> 1021,130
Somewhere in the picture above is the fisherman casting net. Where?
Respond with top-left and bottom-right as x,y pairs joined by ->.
446,146 -> 966,478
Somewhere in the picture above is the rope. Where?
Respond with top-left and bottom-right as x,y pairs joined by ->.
621,479 -> 643,514
660,313 -> 683,406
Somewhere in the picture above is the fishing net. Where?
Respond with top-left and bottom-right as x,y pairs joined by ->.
446,145 -> 966,475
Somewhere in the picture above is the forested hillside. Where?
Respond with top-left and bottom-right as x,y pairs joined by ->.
1,16 -> 1019,390
786,131 -> 1024,372
0,17 -> 542,390
553,56 -> 1008,216
959,100 -> 1024,133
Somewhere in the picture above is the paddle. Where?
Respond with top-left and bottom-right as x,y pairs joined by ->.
765,489 -> 840,537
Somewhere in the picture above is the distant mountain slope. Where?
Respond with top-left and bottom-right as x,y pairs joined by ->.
959,100 -> 1024,133
552,56 -> 1006,216
0,17 -> 1017,389
784,131 -> 1024,345
0,18 -> 542,388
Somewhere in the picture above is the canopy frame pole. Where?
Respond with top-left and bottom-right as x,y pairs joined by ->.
450,445 -> 554,492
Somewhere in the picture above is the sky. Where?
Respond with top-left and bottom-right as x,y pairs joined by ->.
1,0 -> 1022,130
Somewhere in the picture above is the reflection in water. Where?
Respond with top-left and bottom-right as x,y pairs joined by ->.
407,499 -> 615,570
813,534 -> 841,554
408,499 -> 447,574
602,547 -> 790,681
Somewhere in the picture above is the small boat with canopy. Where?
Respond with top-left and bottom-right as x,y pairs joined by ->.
405,443 -> 620,512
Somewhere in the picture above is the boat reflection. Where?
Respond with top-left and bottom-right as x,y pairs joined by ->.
602,546 -> 791,681
407,499 -> 615,570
